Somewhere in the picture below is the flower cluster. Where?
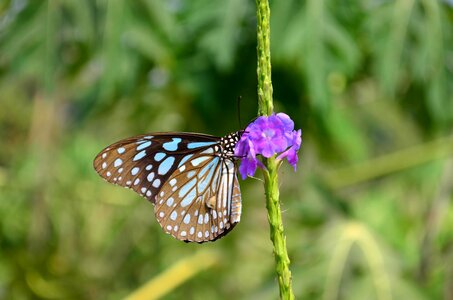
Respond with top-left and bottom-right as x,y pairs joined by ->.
235,113 -> 302,179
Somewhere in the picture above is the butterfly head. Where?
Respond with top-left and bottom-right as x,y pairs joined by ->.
220,131 -> 244,158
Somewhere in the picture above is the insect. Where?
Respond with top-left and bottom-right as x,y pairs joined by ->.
93,131 -> 244,243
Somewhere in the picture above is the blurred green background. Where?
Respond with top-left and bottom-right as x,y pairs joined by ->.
1,0 -> 453,299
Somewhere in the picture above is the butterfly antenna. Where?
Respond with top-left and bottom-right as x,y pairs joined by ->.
237,96 -> 243,129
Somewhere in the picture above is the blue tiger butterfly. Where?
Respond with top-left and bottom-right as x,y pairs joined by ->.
93,131 -> 244,243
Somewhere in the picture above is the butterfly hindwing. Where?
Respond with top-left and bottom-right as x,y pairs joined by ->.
154,152 -> 241,243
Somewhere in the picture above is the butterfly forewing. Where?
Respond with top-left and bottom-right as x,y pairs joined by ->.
93,133 -> 218,203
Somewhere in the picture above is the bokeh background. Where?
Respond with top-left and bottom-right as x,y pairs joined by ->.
1,0 -> 453,299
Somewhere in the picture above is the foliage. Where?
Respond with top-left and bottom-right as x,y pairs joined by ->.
0,0 -> 452,299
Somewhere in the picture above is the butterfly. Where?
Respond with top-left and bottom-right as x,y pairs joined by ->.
93,131 -> 244,243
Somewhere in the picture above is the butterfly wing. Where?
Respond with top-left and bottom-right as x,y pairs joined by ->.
154,152 -> 241,243
93,133 -> 219,203
93,132 -> 242,243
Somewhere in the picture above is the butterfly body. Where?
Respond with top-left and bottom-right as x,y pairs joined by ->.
93,131 -> 244,243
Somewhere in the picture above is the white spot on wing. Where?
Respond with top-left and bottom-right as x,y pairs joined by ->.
158,156 -> 175,175
133,150 -> 146,161
163,138 -> 182,151
114,158 -> 123,167
137,141 -> 151,151
178,154 -> 193,167
152,179 -> 161,188
154,153 -> 166,161
180,189 -> 196,207
187,142 -> 216,149
131,167 -> 139,175
183,214 -> 191,224
179,178 -> 197,197
191,156 -> 210,166
201,148 -> 214,154
147,172 -> 155,182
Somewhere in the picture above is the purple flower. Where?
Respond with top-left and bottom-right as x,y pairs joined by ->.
277,129 -> 302,171
235,113 -> 302,179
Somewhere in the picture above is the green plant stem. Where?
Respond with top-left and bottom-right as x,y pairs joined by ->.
256,0 -> 273,116
263,159 -> 295,300
256,0 -> 295,299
